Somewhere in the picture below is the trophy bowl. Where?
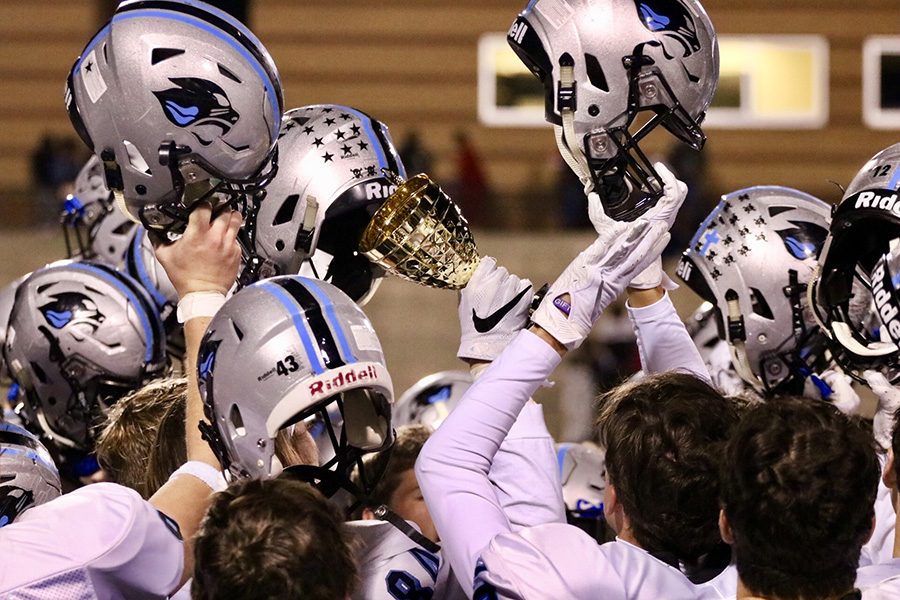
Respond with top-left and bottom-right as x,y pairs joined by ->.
359,173 -> 480,290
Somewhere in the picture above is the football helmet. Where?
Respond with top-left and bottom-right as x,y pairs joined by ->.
508,0 -> 718,220
0,275 -> 28,384
3,261 -> 167,450
124,226 -> 184,357
65,0 -> 283,236
61,155 -> 118,259
392,370 -> 472,429
252,105 -> 406,304
0,423 -> 61,527
677,186 -> 831,394
812,143 -> 900,382
685,302 -> 746,396
89,207 -> 140,268
197,275 -> 393,498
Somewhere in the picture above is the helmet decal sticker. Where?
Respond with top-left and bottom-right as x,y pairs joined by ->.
776,221 -> 828,260
153,77 -> 240,145
635,0 -> 700,55
39,293 -> 105,332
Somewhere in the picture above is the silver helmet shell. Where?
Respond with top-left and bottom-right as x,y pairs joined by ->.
62,155 -> 116,260
508,0 -> 718,219
0,423 -> 61,527
197,276 -> 393,488
556,441 -> 606,519
3,261 -> 167,450
254,105 -> 406,304
813,143 -> 900,381
392,370 -> 473,430
677,186 -> 831,393
65,0 -> 283,234
0,275 -> 29,384
89,205 -> 140,268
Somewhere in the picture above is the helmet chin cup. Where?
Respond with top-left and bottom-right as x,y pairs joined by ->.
587,130 -> 663,222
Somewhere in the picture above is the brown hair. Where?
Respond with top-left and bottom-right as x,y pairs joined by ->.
351,424 -> 431,517
192,477 -> 358,600
95,377 -> 187,498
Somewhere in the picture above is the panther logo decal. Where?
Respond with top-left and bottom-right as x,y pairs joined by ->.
775,221 -> 828,260
635,0 -> 701,56
39,293 -> 105,332
153,78 -> 240,146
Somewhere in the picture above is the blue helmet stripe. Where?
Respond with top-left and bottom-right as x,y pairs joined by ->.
73,25 -> 111,73
130,227 -> 168,307
0,446 -> 58,475
556,444 -> 570,477
111,9 -> 280,140
297,277 -> 357,364
889,167 -> 900,191
61,262 -> 156,362
688,198 -> 725,251
258,281 -> 325,374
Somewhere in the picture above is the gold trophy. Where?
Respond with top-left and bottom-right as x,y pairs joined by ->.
359,172 -> 480,290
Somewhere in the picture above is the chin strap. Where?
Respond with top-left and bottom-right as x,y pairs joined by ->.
374,505 -> 441,554
724,295 -> 765,393
555,60 -> 593,194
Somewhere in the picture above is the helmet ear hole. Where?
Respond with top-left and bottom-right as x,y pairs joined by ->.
229,404 -> 247,437
750,288 -> 774,320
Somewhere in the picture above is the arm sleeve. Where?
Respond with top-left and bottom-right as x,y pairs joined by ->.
416,330 -> 562,597
627,291 -> 710,382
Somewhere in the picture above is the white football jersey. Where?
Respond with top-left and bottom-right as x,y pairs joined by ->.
473,525 -> 735,600
859,461 -> 897,568
349,519 -> 466,600
862,574 -> 900,599
0,482 -> 183,598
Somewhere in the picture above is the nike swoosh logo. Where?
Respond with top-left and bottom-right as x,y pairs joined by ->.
472,285 -> 532,333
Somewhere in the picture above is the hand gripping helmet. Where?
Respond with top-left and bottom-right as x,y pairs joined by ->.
392,370 -> 473,429
61,155 -> 118,260
124,226 -> 184,357
676,186 -> 831,394
508,0 -> 718,220
3,261 -> 167,450
197,275 -> 393,497
252,105 -> 406,304
0,423 -> 61,527
65,0 -> 283,236
812,143 -> 900,382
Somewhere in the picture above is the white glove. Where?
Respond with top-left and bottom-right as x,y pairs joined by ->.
628,163 -> 687,290
819,369 -> 861,415
458,257 -> 533,362
864,370 -> 900,452
532,213 -> 669,350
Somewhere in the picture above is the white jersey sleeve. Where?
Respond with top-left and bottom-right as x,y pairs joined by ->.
349,519 -> 466,600
627,292 -> 710,382
859,454 -> 897,568
0,482 -> 184,599
416,330 -> 562,596
861,574 -> 900,599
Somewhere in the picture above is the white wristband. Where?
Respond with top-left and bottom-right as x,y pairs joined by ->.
168,460 -> 227,492
176,291 -> 226,323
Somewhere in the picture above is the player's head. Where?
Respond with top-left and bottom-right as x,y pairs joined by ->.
0,422 -> 61,527
252,105 -> 406,304
678,186 -> 832,395
595,371 -> 738,574
720,396 -> 879,599
197,275 -> 393,498
95,377 -> 186,498
66,0 -> 283,236
3,261 -> 167,451
392,370 -> 472,429
507,0 -> 718,219
192,477 -> 358,600
354,424 -> 436,541
813,143 -> 900,383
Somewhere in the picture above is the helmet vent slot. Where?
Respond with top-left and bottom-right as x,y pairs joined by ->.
273,194 -> 299,226
36,284 -> 53,294
123,141 -> 151,175
217,63 -> 242,84
30,361 -> 48,384
750,288 -> 774,320
229,404 -> 247,437
151,48 -> 185,65
768,205 -> 793,217
113,221 -> 137,236
584,54 -> 609,92
231,321 -> 244,341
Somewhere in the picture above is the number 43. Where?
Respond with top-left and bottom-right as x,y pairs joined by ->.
276,355 -> 300,376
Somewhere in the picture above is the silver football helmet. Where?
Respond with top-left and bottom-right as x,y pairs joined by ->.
3,261 -> 167,450
0,423 -> 61,527
686,302 -> 747,396
508,0 -> 718,220
0,275 -> 29,384
197,276 -> 393,497
124,226 -> 184,357
677,186 -> 831,394
65,0 -> 283,236
252,105 -> 406,304
812,143 -> 900,382
61,155 -> 117,259
392,370 -> 472,430
557,441 -> 606,519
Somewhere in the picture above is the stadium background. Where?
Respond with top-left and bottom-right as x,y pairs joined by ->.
0,0 -> 896,434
